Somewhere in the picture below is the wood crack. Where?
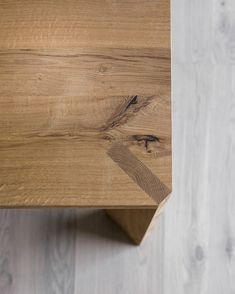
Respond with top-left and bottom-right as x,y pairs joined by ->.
100,95 -> 155,132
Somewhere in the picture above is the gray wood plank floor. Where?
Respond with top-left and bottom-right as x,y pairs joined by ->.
0,0 -> 235,293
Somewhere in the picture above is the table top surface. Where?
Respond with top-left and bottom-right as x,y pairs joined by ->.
0,0 -> 171,208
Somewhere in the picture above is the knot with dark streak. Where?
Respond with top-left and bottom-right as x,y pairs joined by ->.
133,135 -> 160,152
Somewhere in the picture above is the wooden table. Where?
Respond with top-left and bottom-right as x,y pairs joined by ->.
0,0 -> 171,244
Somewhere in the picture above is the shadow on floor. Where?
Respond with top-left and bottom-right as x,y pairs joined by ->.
43,208 -> 133,246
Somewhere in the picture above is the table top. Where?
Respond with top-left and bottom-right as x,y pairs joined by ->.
0,0 -> 171,208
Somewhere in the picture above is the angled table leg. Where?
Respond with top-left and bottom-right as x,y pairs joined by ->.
106,209 -> 157,245
106,195 -> 170,245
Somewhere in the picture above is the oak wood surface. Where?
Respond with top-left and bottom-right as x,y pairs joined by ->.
0,0 -> 170,49
1,0 -> 235,293
0,0 -> 171,207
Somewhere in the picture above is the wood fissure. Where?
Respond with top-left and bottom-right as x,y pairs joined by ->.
100,95 -> 156,131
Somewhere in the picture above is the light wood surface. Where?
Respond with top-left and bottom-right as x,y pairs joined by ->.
0,0 -> 235,293
0,0 -> 170,49
0,0 -> 171,208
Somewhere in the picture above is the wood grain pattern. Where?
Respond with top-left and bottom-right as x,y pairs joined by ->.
0,211 -> 12,294
0,0 -> 235,293
0,0 -> 171,208
44,210 -> 75,294
0,49 -> 170,97
106,141 -> 170,244
107,142 -> 170,204
0,0 -> 170,49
